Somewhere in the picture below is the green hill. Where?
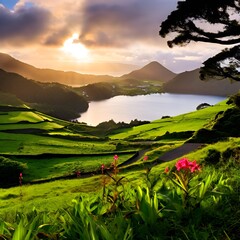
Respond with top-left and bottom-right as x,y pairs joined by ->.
163,68 -> 240,96
0,52 -> 117,85
0,96 -> 240,239
0,69 -> 88,119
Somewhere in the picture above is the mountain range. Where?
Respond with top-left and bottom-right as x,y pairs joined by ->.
0,68 -> 88,119
163,69 -> 240,97
0,52 -> 116,86
0,52 -> 240,98
121,61 -> 176,82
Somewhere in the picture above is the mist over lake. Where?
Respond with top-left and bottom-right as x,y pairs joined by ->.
78,93 -> 225,126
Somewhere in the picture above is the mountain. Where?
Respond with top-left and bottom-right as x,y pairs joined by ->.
0,52 -> 116,86
0,69 -> 88,119
163,68 -> 240,96
121,61 -> 177,82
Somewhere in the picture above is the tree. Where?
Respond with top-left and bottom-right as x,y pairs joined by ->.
159,0 -> 240,81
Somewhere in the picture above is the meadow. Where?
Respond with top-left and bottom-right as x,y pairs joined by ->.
0,98 -> 239,239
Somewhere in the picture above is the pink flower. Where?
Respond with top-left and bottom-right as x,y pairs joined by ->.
143,156 -> 148,161
175,158 -> 201,172
19,173 -> 23,177
188,160 -> 201,172
114,155 -> 119,161
101,164 -> 105,174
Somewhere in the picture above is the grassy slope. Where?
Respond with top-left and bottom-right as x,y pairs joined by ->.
109,100 -> 228,140
0,99 -> 234,216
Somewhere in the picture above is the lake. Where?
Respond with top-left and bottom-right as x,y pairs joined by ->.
77,93 -> 226,126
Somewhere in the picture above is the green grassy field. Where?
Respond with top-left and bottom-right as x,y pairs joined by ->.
12,153 -> 135,182
0,99 -> 239,239
109,100 -> 229,140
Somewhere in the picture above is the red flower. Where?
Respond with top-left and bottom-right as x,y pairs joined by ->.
143,156 -> 148,161
164,166 -> 169,173
175,158 -> 201,172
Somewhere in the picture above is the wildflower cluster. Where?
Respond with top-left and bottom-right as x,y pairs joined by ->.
166,157 -> 202,208
175,158 -> 201,173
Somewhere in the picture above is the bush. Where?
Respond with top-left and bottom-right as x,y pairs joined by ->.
204,149 -> 221,165
189,128 -> 222,143
0,157 -> 27,187
196,102 -> 211,110
222,147 -> 240,165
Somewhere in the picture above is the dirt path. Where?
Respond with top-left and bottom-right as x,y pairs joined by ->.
156,143 -> 203,163
117,149 -> 150,167
29,143 -> 203,185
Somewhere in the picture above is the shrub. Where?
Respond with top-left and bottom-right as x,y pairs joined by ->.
196,102 -> 211,110
189,128 -> 222,143
0,157 -> 27,187
222,147 -> 240,165
204,149 -> 221,165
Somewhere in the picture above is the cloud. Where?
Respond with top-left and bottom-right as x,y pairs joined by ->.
79,0 -> 178,48
0,0 -> 178,49
0,4 -> 52,45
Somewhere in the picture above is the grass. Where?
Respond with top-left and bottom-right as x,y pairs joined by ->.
13,153 -> 135,182
0,130 -> 121,154
0,168 -> 146,218
0,99 -> 239,239
110,100 -> 229,140
0,177 -> 101,218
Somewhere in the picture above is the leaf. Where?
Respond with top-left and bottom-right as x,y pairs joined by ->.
172,172 -> 188,193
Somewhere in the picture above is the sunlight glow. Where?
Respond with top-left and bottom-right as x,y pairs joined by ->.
61,33 -> 91,62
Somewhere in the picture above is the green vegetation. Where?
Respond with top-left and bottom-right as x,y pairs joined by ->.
74,78 -> 163,101
0,69 -> 89,120
110,100 -> 229,140
0,157 -> 27,187
0,94 -> 240,239
159,0 -> 240,81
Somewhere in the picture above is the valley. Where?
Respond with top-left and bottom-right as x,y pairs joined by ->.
0,54 -> 240,239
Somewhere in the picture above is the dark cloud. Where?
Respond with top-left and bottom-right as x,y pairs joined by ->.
45,28 -> 70,46
79,0 -> 178,48
0,4 -> 52,45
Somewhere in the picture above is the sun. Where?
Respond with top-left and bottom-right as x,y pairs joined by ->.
61,33 -> 91,62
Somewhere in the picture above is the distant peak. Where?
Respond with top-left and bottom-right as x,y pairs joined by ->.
148,61 -> 161,65
143,61 -> 162,68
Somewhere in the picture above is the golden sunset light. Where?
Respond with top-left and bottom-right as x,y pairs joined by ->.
61,33 -> 91,62
0,1 -> 239,238
0,0 -> 225,75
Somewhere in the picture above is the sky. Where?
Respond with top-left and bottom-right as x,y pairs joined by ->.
0,0 -> 225,76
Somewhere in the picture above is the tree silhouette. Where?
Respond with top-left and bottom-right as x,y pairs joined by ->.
159,0 -> 240,81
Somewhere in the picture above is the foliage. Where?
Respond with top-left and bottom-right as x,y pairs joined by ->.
204,148 -> 221,164
0,157 -> 27,187
189,128 -> 223,143
0,97 -> 239,239
227,92 -> 240,108
0,159 -> 238,240
196,103 -> 211,110
160,0 -> 240,81
0,69 -> 88,120
97,119 -> 150,134
75,78 -> 163,102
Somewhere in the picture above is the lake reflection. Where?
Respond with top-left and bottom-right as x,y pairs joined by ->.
78,93 -> 225,126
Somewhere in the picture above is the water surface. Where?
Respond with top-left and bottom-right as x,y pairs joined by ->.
78,93 -> 225,126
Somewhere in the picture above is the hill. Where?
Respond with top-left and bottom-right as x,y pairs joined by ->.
0,52 -> 116,85
0,69 -> 88,119
121,61 -> 177,82
163,68 -> 240,96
